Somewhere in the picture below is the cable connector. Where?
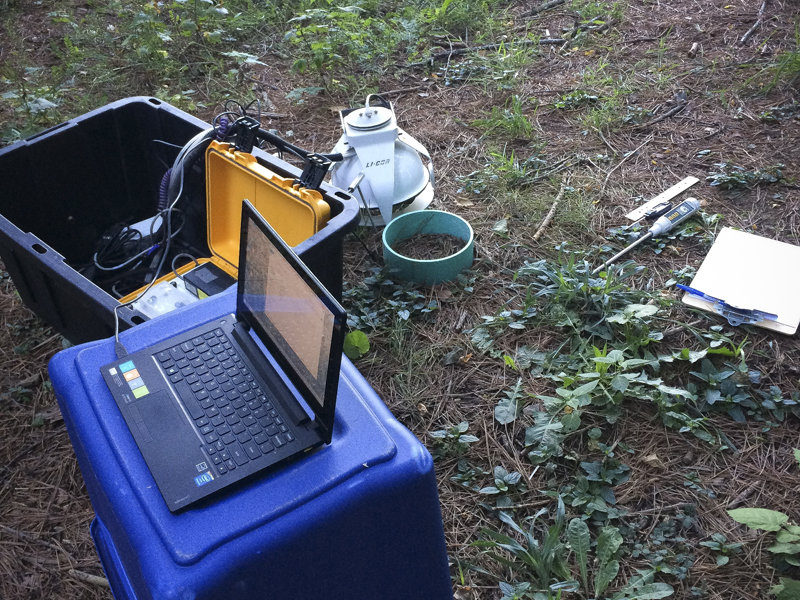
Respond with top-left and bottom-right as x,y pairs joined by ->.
233,116 -> 261,153
296,153 -> 332,191
114,340 -> 128,359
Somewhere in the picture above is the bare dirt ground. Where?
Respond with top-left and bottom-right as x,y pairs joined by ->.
1,0 -> 800,598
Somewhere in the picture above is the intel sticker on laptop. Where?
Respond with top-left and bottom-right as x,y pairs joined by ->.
194,471 -> 214,487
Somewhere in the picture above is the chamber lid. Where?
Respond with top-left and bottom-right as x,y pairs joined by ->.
344,105 -> 393,131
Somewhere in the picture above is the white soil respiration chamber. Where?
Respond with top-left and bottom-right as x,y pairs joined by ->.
330,95 -> 434,226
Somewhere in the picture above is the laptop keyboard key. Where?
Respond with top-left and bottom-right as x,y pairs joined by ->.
229,443 -> 249,465
157,350 -> 171,363
266,425 -> 278,436
217,462 -> 227,474
272,434 -> 285,447
174,381 -> 204,420
259,441 -> 274,454
225,459 -> 236,471
211,415 -> 225,427
221,432 -> 236,445
284,432 -> 294,442
243,442 -> 262,460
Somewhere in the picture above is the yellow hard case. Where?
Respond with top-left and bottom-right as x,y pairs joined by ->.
120,140 -> 330,304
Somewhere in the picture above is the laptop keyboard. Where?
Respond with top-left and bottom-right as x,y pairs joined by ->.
155,328 -> 296,476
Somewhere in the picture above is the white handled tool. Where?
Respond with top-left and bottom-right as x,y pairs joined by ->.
592,198 -> 701,275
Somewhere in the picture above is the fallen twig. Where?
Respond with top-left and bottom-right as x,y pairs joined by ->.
727,480 -> 761,508
533,179 -> 567,241
600,135 -> 653,193
409,38 -> 566,67
520,0 -> 565,18
380,84 -> 434,97
636,101 -> 687,128
740,0 -> 767,45
69,570 -> 110,589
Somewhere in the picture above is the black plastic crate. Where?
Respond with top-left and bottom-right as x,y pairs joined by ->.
0,97 -> 359,344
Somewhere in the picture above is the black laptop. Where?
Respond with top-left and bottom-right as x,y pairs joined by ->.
101,200 -> 345,512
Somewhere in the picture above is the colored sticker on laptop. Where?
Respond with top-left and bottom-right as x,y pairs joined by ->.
132,386 -> 149,399
123,369 -> 140,381
194,471 -> 214,487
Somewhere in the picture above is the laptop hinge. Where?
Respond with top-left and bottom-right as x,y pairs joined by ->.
232,323 -> 311,427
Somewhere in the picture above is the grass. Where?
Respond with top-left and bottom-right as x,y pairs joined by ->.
3,0 -> 800,599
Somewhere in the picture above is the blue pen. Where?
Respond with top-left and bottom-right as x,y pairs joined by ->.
676,284 -> 722,305
676,284 -> 778,325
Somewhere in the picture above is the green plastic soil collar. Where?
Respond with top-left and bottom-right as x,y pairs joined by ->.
382,210 -> 474,285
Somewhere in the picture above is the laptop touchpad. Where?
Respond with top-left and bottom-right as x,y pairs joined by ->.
135,389 -> 180,434
133,390 -> 207,502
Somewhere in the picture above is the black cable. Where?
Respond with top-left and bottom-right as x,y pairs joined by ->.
171,253 -> 199,279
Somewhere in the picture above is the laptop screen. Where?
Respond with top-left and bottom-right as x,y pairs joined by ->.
239,208 -> 338,409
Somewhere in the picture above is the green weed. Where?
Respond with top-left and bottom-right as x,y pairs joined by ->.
435,43 -> 538,90
474,499 -> 574,591
706,162 -> 785,189
698,533 -> 742,567
472,95 -> 534,138
430,421 -> 480,458
285,4 -> 399,91
571,0 -> 624,23
727,508 -> 800,573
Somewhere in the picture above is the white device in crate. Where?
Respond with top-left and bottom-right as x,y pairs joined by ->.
330,95 -> 434,226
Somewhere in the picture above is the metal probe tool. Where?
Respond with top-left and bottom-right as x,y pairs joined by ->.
591,198 -> 701,276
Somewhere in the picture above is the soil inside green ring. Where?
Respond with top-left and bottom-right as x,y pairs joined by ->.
391,232 -> 466,261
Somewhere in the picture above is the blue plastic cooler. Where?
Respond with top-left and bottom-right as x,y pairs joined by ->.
48,291 -> 452,600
